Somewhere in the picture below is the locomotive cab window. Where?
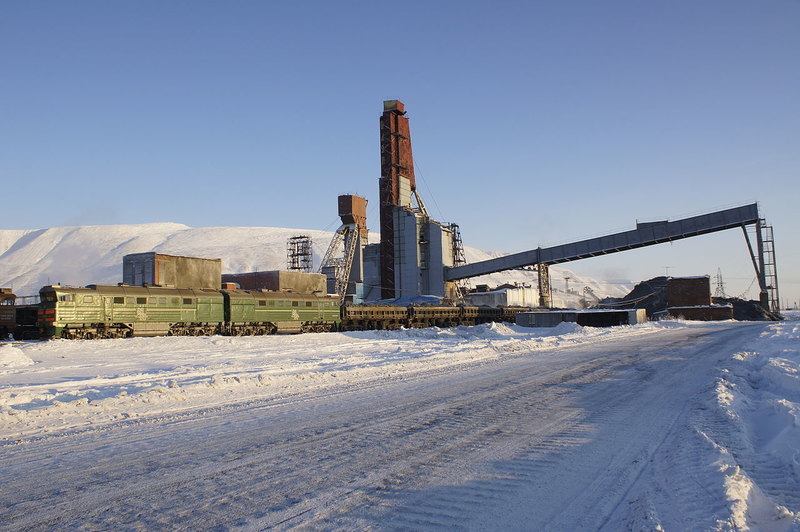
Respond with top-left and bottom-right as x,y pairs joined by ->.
58,294 -> 75,302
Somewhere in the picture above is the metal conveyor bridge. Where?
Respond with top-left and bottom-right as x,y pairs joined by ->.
444,203 -> 778,311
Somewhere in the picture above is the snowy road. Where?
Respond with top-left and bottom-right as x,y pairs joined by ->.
1,320 -> 798,530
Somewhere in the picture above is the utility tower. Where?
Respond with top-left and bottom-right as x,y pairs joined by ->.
713,268 -> 727,298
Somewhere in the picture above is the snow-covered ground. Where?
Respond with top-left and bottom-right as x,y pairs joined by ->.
0,321 -> 657,439
1,313 -> 797,530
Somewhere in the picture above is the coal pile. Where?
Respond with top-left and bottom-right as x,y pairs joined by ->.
599,277 -> 669,317
713,297 -> 783,321
601,277 -> 782,321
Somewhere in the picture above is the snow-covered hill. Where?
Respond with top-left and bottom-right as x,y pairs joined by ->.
0,223 -> 630,300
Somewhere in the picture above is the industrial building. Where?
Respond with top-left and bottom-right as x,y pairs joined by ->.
320,101 -> 459,304
318,100 -> 780,312
221,270 -> 326,294
123,252 -> 222,290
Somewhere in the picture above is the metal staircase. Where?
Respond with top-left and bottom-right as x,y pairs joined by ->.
760,221 -> 780,312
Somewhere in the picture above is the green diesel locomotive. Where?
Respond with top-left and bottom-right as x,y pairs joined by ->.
38,284 -> 340,339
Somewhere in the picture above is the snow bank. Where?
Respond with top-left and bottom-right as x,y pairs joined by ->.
0,344 -> 35,369
705,312 -> 800,529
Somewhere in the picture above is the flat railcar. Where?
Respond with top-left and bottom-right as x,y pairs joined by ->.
340,305 -> 408,330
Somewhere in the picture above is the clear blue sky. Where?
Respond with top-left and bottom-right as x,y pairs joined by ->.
2,1 -> 798,305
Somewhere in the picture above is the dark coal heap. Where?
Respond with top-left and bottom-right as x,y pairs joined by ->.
600,277 -> 782,321
599,277 -> 669,317
713,297 -> 783,321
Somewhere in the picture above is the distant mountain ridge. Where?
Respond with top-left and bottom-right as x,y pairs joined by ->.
0,223 -> 630,300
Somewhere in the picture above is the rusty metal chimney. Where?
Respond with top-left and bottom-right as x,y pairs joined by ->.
379,100 -> 416,299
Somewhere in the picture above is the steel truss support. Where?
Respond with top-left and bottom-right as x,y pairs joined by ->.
741,220 -> 780,312
319,224 -> 360,301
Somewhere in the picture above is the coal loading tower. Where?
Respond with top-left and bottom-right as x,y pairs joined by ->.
362,100 -> 457,302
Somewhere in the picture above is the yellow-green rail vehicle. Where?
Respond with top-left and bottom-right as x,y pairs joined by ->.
38,285 -> 341,339
0,288 -> 15,338
39,285 -> 227,339
222,289 -> 340,335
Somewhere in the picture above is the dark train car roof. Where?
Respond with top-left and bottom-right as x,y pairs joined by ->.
221,289 -> 334,301
41,284 -> 223,298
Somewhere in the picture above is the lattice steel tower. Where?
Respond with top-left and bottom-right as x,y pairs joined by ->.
287,235 -> 313,273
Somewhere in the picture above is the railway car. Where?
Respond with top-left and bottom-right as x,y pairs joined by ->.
407,305 -> 463,328
0,288 -> 15,338
340,305 -> 409,330
498,306 -> 531,324
221,289 -> 340,335
39,284 -> 225,339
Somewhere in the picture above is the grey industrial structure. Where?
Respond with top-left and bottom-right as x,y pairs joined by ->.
318,101 -> 780,313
